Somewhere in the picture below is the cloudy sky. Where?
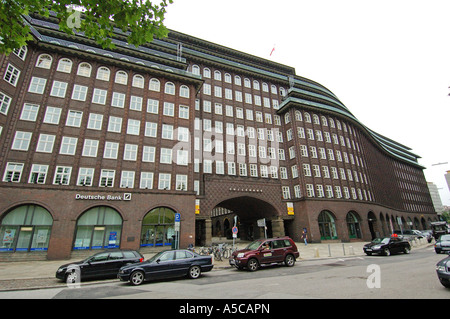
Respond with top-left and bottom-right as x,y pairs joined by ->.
164,0 -> 450,205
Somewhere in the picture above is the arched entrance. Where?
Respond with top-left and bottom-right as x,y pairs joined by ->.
210,196 -> 280,242
73,206 -> 122,250
0,204 -> 53,252
367,211 -> 378,239
140,207 -> 175,247
346,211 -> 362,239
318,210 -> 338,240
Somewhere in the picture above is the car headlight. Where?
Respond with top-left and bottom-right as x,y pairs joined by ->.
436,265 -> 446,272
372,245 -> 382,249
237,253 -> 245,258
57,267 -> 65,273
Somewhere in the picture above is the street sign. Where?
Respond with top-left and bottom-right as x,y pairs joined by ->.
232,226 -> 238,234
175,213 -> 181,222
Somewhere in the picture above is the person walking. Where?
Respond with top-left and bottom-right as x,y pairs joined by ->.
301,228 -> 308,246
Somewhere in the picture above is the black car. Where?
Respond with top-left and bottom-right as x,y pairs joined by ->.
118,249 -> 213,286
436,252 -> 450,288
56,249 -> 144,282
363,237 -> 411,256
435,234 -> 450,254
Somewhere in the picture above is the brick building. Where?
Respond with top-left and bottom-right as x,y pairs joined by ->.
0,13 -> 438,260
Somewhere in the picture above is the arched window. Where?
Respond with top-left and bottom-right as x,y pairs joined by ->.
0,205 -> 53,252
318,210 -> 337,240
191,65 -> 200,75
132,74 -> 145,88
115,70 -> 128,85
179,85 -> 190,98
140,207 -> 175,247
57,58 -> 72,73
164,82 -> 175,95
346,211 -> 362,239
36,54 -> 52,69
149,78 -> 160,92
77,62 -> 92,77
96,67 -> 110,81
73,206 -> 122,250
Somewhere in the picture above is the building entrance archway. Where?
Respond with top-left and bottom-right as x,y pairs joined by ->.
210,196 -> 281,242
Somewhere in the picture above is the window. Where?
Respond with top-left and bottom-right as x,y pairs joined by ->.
111,92 -> 126,108
96,67 -> 110,81
163,102 -> 174,116
36,54 -> 52,69
165,82 -> 175,95
142,146 -> 156,162
43,106 -> 61,124
129,96 -> 143,111
140,172 -> 154,189
53,166 -> 72,185
99,169 -> 115,187
115,71 -> 128,84
77,63 -> 92,77
158,173 -> 171,190
73,206 -> 122,250
147,99 -> 159,114
149,78 -> 160,91
13,46 -> 27,60
20,103 -> 39,121
176,175 -> 188,191
28,164 -> 48,184
72,85 -> 88,101
145,122 -> 158,137
3,162 -> 24,182
179,105 -> 189,119
50,81 -> 68,98
161,124 -> 173,140
66,110 -> 83,127
120,171 -> 135,188
28,77 -> 46,94
160,148 -> 172,164
87,113 -> 103,130
127,119 -> 140,135
4,64 -> 20,86
59,136 -> 78,155
0,92 -> 12,115
104,141 -> 119,159
132,74 -> 145,88
180,85 -> 189,98
123,144 -> 138,161
140,207 -> 175,247
82,139 -> 99,157
0,205 -> 53,252
57,58 -> 72,73
36,134 -> 55,153
92,88 -> 107,105
107,116 -> 122,133
77,168 -> 94,186
11,131 -> 32,151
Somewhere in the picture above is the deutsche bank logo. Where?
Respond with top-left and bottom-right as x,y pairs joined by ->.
123,193 -> 132,201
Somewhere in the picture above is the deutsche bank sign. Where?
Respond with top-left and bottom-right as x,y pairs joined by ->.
75,193 -> 132,201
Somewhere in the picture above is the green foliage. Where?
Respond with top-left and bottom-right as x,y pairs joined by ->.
0,0 -> 173,55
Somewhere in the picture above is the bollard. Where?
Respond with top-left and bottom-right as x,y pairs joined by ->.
328,244 -> 331,257
342,243 -> 346,256
314,248 -> 320,258
349,245 -> 355,255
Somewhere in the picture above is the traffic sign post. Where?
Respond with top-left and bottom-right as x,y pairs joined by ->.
232,226 -> 238,250
174,213 -> 181,249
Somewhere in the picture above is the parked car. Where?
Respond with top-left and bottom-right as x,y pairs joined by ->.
229,236 -> 299,271
393,229 -> 422,242
435,251 -> 450,288
56,249 -> 144,282
435,234 -> 450,254
431,221 -> 449,241
118,249 -> 213,286
421,230 -> 433,243
363,237 -> 411,256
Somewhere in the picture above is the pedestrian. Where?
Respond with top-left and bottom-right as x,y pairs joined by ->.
301,228 -> 308,246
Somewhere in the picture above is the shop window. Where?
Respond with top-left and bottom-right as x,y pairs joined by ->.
318,210 -> 338,240
140,207 -> 175,247
346,211 -> 362,239
73,206 -> 122,250
0,205 -> 53,252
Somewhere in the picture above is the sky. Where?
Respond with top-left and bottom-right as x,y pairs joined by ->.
164,0 -> 450,205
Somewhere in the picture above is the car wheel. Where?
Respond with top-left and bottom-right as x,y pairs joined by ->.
130,270 -> 145,286
404,246 -> 410,254
65,270 -> 78,283
439,278 -> 450,288
188,265 -> 201,279
284,254 -> 295,267
247,258 -> 259,271
383,248 -> 391,256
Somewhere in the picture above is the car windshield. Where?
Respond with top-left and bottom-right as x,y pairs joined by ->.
440,235 -> 450,241
245,240 -> 263,250
147,251 -> 164,263
372,238 -> 390,244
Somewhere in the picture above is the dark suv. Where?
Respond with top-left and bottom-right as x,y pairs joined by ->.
229,237 -> 299,271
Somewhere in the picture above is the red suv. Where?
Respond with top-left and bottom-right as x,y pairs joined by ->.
229,237 -> 299,271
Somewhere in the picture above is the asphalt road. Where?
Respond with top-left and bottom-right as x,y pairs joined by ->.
1,246 -> 448,300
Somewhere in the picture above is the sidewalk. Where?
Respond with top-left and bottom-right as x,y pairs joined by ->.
0,239 -> 432,291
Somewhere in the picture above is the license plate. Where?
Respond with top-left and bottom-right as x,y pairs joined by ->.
366,249 -> 372,251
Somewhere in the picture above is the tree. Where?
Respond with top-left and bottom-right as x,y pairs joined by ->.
0,0 -> 173,55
